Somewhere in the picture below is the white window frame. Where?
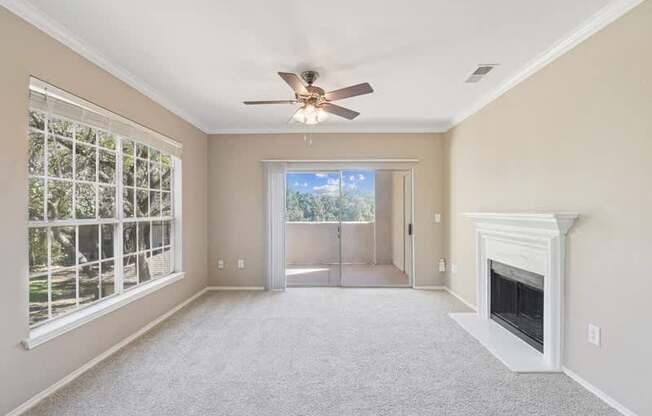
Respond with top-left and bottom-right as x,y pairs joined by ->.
24,100 -> 184,350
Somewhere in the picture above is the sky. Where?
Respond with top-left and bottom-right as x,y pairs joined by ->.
287,170 -> 375,196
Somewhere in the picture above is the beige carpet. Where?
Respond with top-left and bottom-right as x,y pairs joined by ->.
24,289 -> 618,415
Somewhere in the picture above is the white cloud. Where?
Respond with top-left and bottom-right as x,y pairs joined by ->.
349,175 -> 355,181
292,181 -> 309,189
315,173 -> 328,178
358,174 -> 365,181
313,177 -> 340,195
313,183 -> 339,195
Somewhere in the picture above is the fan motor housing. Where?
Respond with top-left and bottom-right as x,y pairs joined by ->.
301,70 -> 319,85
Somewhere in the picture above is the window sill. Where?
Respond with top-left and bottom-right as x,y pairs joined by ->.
23,272 -> 186,350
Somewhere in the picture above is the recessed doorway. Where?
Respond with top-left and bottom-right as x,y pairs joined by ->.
285,168 -> 413,287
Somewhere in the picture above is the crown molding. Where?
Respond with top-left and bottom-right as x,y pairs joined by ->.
447,0 -> 645,131
0,0 -> 211,133
208,125 -> 450,135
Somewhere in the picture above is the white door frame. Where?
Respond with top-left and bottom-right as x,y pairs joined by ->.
408,168 -> 416,287
395,169 -> 414,287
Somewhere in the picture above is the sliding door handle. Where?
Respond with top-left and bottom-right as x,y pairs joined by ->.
408,224 -> 413,235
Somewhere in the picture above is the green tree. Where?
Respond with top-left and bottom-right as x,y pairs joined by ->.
286,190 -> 374,222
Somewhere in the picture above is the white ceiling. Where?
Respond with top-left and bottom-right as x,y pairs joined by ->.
7,0 -> 635,133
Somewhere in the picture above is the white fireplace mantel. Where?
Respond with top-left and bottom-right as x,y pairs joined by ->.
450,212 -> 578,373
463,212 -> 578,234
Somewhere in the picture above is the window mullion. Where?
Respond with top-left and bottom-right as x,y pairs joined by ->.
72,127 -> 77,224
75,225 -> 80,307
72,126 -> 79,308
98,224 -> 103,299
94,131 -> 100,299
47,226 -> 52,320
115,136 -> 124,293
43,117 -> 49,222
44,114 -> 53,320
148,149 -> 152,276
172,158 -> 181,272
95,133 -> 99,221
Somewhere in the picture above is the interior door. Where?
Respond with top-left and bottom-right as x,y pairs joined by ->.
285,171 -> 342,286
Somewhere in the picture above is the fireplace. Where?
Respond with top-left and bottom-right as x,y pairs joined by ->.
450,212 -> 578,372
490,261 -> 544,352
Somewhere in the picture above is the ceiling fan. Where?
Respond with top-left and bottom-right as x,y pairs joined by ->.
243,71 -> 373,125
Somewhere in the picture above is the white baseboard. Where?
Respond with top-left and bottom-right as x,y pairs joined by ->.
443,288 -> 636,414
206,286 -> 265,291
443,287 -> 477,311
413,285 -> 447,290
442,283 -> 635,414
7,287 -> 209,416
562,367 -> 639,416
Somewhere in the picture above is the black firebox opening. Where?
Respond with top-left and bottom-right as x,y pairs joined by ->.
490,260 -> 544,353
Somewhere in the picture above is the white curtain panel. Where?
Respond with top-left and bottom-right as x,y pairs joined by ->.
264,161 -> 287,290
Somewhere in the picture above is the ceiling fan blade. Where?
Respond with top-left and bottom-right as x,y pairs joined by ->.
324,82 -> 373,101
243,100 -> 297,105
278,72 -> 308,95
321,103 -> 360,120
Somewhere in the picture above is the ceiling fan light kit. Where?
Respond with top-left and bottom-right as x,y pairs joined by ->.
244,70 -> 373,125
291,103 -> 329,125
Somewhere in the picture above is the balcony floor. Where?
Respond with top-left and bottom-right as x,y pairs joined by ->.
286,264 -> 409,287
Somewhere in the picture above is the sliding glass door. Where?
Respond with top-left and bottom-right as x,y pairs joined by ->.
285,168 -> 412,287
285,171 -> 342,286
339,170 -> 411,287
340,170 -> 375,286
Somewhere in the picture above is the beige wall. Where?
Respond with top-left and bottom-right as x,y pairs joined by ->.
287,222 -> 374,264
444,1 -> 652,414
0,7 -> 208,414
207,133 -> 446,287
374,171 -> 393,264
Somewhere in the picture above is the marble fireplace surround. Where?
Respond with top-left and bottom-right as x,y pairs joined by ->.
450,212 -> 579,373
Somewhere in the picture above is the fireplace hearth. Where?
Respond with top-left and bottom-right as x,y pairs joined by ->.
490,261 -> 544,352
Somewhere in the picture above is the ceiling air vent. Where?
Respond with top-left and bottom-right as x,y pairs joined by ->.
465,64 -> 498,83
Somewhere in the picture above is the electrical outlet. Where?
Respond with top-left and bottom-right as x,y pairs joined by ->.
435,213 -> 441,223
237,259 -> 245,269
217,259 -> 224,269
451,264 -> 458,274
588,324 -> 601,347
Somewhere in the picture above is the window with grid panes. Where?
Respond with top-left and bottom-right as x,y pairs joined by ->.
27,109 -> 176,327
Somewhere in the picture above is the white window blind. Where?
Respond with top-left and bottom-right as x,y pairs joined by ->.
264,161 -> 287,291
28,77 -> 182,158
